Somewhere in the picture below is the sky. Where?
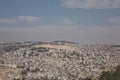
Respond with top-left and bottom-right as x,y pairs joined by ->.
0,0 -> 120,44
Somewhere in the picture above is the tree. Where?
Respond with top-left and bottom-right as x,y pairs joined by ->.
99,65 -> 120,80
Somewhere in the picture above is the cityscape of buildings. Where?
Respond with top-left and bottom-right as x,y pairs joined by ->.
0,41 -> 120,80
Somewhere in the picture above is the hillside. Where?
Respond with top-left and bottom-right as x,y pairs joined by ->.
0,41 -> 120,80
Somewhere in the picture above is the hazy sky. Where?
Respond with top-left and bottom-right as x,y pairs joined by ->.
0,0 -> 120,44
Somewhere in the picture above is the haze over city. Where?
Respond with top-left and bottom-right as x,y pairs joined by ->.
0,0 -> 120,44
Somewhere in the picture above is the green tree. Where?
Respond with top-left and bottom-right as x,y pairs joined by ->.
99,65 -> 120,80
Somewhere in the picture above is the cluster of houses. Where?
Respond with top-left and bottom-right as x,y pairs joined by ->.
0,41 -> 120,80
